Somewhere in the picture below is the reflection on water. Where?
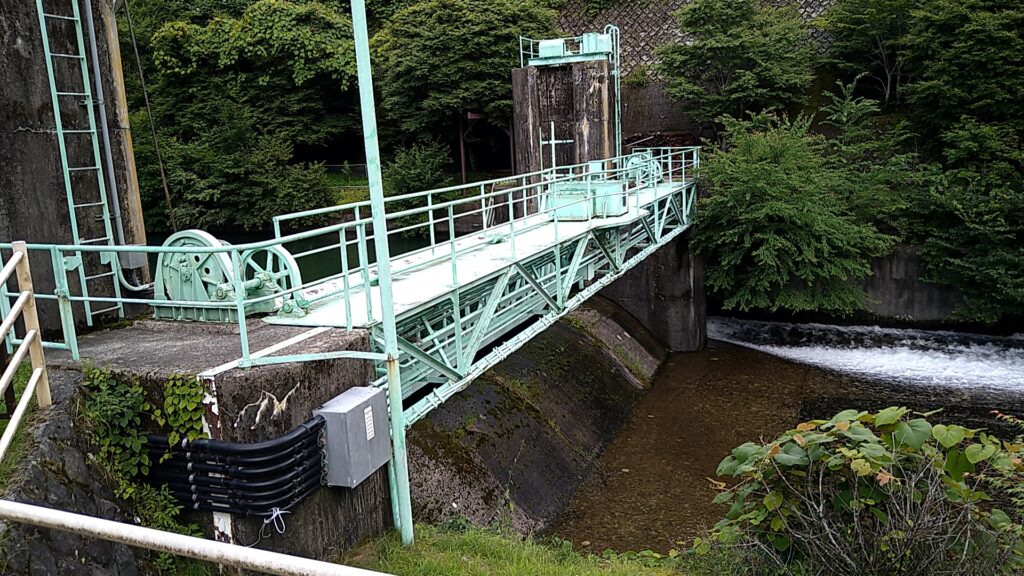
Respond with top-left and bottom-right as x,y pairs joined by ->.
554,320 -> 1024,554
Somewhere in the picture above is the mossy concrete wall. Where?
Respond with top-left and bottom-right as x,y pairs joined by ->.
408,299 -> 665,532
44,319 -> 390,569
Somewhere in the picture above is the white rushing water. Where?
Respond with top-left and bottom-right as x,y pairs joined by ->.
709,317 -> 1024,391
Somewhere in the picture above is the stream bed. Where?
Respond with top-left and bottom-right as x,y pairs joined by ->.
553,317 -> 1024,553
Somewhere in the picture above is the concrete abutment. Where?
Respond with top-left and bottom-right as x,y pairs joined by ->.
601,233 -> 707,352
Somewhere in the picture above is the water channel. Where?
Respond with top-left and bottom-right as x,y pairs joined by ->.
554,317 -> 1024,553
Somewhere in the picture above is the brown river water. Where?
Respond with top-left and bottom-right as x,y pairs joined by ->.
553,319 -> 1024,553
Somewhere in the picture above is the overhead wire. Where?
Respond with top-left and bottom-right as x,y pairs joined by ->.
119,0 -> 177,231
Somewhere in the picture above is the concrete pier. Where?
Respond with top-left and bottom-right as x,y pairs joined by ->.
602,233 -> 707,352
49,320 -> 391,563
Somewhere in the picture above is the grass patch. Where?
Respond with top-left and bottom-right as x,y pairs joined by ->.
348,524 -> 679,576
0,363 -> 35,491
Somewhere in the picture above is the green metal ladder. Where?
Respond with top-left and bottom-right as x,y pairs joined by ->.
34,0 -> 124,324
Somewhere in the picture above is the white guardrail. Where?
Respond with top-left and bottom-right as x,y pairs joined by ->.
0,241 -> 389,576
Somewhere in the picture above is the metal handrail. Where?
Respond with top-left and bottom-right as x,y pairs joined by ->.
0,241 -> 52,419
0,147 -> 698,369
0,244 -> 389,575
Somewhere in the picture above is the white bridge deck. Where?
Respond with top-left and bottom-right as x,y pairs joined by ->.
268,181 -> 690,329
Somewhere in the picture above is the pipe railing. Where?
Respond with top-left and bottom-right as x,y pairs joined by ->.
0,242 -> 390,575
0,148 -> 698,369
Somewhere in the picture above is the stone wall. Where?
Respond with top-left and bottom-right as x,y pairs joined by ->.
0,371 -> 148,576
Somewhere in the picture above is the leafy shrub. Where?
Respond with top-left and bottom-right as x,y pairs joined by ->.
657,0 -> 814,128
704,407 -> 1024,575
692,113 -> 893,314
153,375 -> 206,459
82,367 -> 214,575
383,141 -> 452,199
82,365 -> 152,479
383,141 -> 453,235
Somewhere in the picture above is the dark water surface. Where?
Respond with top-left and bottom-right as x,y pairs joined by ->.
553,321 -> 1024,554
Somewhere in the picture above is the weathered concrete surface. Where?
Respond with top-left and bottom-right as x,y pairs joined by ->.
0,370 -> 148,575
1,0 -> 146,332
513,60 -> 614,175
602,233 -> 707,352
408,301 -> 664,532
861,245 -> 960,322
49,319 -> 390,565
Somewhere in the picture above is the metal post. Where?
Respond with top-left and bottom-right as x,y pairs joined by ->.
349,0 -> 414,546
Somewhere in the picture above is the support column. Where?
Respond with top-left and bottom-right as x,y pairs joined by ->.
601,233 -> 706,352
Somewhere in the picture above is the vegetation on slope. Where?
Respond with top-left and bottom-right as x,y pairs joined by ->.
349,522 -> 753,576
659,0 -> 1023,324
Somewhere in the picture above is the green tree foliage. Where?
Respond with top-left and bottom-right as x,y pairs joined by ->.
896,0 -> 1024,323
707,407 -> 1024,574
657,0 -> 815,128
373,0 -> 558,136
914,120 -> 1024,322
820,77 -> 925,238
383,141 -> 452,198
822,0 -> 912,103
902,0 -> 1024,141
693,113 -> 893,314
131,0 -> 357,231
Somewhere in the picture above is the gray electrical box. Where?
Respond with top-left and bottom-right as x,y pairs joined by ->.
314,387 -> 391,488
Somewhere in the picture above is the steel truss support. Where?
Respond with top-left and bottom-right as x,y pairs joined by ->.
382,184 -> 697,416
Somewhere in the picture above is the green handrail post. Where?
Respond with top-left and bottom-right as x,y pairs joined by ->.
50,247 -> 79,360
349,0 -> 414,546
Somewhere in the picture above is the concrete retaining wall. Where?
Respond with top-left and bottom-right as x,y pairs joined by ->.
602,232 -> 707,352
408,300 -> 666,531
1,0 -> 147,332
861,245 -> 960,323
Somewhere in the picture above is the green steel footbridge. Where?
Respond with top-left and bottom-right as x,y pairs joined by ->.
2,0 -> 699,548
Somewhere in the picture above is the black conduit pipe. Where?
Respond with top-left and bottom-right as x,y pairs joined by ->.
144,416 -> 327,516
147,416 -> 324,455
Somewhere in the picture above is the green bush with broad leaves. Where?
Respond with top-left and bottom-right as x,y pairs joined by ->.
702,407 -> 1024,575
153,374 -> 207,458
82,365 -> 153,479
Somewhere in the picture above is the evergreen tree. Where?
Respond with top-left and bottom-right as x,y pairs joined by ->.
693,114 -> 894,314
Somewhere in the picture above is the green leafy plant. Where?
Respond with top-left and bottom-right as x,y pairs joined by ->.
692,113 -> 893,314
153,375 -> 206,459
82,367 -> 214,575
705,407 -> 1024,575
81,365 -> 152,480
374,0 -> 559,135
657,0 -> 814,129
382,141 -> 454,235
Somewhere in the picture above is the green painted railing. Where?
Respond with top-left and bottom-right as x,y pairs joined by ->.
0,147 -> 697,371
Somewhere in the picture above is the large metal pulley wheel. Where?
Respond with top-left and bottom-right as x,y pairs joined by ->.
239,246 -> 307,318
153,230 -> 305,322
624,152 -> 662,187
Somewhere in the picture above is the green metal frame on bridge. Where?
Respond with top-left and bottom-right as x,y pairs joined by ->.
2,0 -> 699,548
